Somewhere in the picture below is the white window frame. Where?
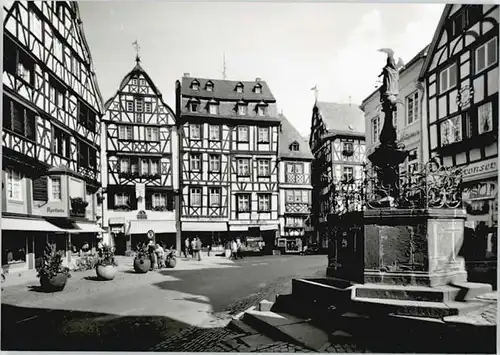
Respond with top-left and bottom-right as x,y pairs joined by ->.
209,188 -> 220,206
209,155 -> 220,172
139,79 -> 146,86
476,37 -> 498,74
126,126 -> 133,140
238,105 -> 246,116
238,126 -> 249,142
152,193 -> 166,207
258,127 -> 269,142
126,101 -> 133,112
190,102 -> 198,112
146,127 -> 159,141
257,106 -> 266,116
191,154 -> 201,171
135,99 -> 144,112
343,142 -> 354,153
237,194 -> 250,212
131,79 -> 137,85
191,82 -> 200,91
254,86 -> 262,94
440,115 -> 462,146
257,159 -> 270,176
440,63 -> 457,93
343,166 -> 354,181
190,188 -> 202,206
48,176 -> 62,201
208,104 -> 218,115
237,158 -> 250,176
120,158 -> 130,173
206,83 -> 214,92
114,192 -> 129,206
258,194 -> 271,212
290,142 -> 299,151
209,125 -> 220,141
144,102 -> 152,113
190,124 -> 201,140
478,101 -> 494,134
150,160 -> 160,175
236,85 -> 243,93
7,169 -> 22,201
406,91 -> 419,125
371,116 -> 380,144
141,159 -> 149,175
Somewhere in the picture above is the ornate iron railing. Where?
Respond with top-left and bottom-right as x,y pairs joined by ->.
286,173 -> 311,184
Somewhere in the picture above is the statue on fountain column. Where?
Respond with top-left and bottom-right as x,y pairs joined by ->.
378,48 -> 404,106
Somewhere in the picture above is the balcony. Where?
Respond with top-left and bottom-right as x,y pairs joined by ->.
285,202 -> 311,214
285,173 -> 311,184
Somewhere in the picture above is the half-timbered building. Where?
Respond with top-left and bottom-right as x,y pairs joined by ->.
309,102 -> 365,251
361,46 -> 428,180
176,74 -> 281,253
277,115 -> 314,253
419,4 -> 499,259
2,1 -> 104,272
102,57 -> 178,254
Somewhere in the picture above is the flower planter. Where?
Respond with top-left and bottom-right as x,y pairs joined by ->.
166,257 -> 177,268
133,257 -> 151,273
40,273 -> 68,292
96,265 -> 117,280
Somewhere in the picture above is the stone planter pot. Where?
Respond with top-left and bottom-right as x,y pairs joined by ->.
40,273 -> 68,292
96,265 -> 117,280
166,257 -> 177,268
133,257 -> 151,273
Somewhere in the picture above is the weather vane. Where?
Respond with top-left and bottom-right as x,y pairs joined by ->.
311,85 -> 318,101
132,40 -> 141,63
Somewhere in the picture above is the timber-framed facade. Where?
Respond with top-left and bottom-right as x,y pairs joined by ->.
2,1 -> 104,272
176,74 -> 281,254
102,57 -> 179,254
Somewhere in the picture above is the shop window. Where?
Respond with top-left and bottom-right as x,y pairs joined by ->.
2,234 -> 26,266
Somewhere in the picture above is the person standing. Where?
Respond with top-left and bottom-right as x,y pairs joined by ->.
196,237 -> 202,261
236,238 -> 243,259
148,239 -> 157,271
184,238 -> 190,258
231,239 -> 238,260
191,237 -> 197,260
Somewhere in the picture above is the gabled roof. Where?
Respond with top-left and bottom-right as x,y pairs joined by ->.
314,101 -> 365,136
104,60 -> 174,117
279,115 -> 314,160
418,5 -> 452,80
181,76 -> 276,101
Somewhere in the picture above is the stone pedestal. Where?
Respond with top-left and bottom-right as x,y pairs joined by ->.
364,208 -> 468,287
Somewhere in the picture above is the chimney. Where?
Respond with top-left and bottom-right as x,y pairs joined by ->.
184,73 -> 190,77
256,77 -> 261,82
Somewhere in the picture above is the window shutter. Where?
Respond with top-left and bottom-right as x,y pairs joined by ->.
32,176 -> 48,201
107,192 -> 114,209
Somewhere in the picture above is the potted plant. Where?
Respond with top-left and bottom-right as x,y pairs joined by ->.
133,242 -> 151,273
37,242 -> 71,292
95,245 -> 118,280
70,197 -> 89,217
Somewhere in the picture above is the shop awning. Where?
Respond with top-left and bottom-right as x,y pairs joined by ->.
73,222 -> 104,233
127,220 -> 176,235
1,218 -> 67,232
182,222 -> 227,232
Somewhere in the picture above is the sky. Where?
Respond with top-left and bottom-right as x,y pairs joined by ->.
78,1 -> 445,137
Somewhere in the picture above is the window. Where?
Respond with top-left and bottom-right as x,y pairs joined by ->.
152,193 -> 166,208
146,127 -> 159,141
254,85 -> 262,94
141,159 -> 149,175
286,190 -> 310,203
135,99 -> 144,112
49,176 -> 61,201
440,115 -> 462,146
145,102 -> 152,113
238,104 -> 247,116
131,159 -> 138,174
476,38 -> 498,73
131,79 -> 137,86
342,142 -> 354,153
190,102 -> 198,112
126,101 -> 133,111
7,168 -> 22,201
114,193 -> 129,206
286,162 -> 303,174
119,125 -> 133,140
258,194 -> 271,212
257,159 -> 270,176
77,140 -> 97,170
3,97 -> 36,141
371,116 -> 380,144
53,126 -> 70,158
258,127 -> 269,143
478,101 -> 493,134
190,124 -> 201,140
209,155 -> 220,172
150,160 -> 160,175
465,111 -> 474,139
406,91 -> 419,125
238,126 -> 249,142
49,78 -> 65,109
237,194 -> 250,212
209,125 -> 220,141
16,50 -> 34,85
257,106 -> 266,116
237,158 -> 250,176
190,188 -> 202,206
440,63 -> 457,93
191,154 -> 201,171
120,158 -> 130,173
290,142 -> 299,151
236,84 -> 244,93
209,188 -> 220,206
206,82 -> 214,91
343,166 -> 354,182
78,101 -> 96,133
209,103 -> 218,115
191,81 -> 200,91
139,79 -> 146,86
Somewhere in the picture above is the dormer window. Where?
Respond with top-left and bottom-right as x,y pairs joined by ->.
235,82 -> 244,93
206,81 -> 214,92
256,101 -> 268,116
191,80 -> 200,91
188,98 -> 200,113
237,100 -> 247,116
253,84 -> 262,94
208,99 -> 219,115
290,142 -> 300,151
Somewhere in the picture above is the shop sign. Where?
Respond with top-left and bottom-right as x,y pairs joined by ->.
400,130 -> 420,141
462,158 -> 497,181
136,183 -> 146,198
32,201 -> 69,218
463,181 -> 498,200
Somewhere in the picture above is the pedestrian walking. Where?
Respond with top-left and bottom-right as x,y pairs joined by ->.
230,239 -> 238,260
236,238 -> 243,259
155,243 -> 165,269
148,239 -> 157,271
191,237 -> 197,260
184,238 -> 190,258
